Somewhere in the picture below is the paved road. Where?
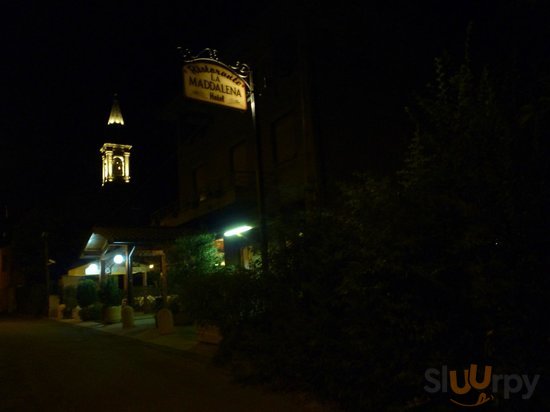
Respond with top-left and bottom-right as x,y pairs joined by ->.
0,317 -> 336,412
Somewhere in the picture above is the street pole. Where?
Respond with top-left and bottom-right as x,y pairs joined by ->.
126,245 -> 136,307
249,70 -> 269,274
42,231 -> 50,317
160,252 -> 168,308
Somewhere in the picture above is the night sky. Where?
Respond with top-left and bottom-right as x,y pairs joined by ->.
2,1 -> 547,222
2,2 -> 261,217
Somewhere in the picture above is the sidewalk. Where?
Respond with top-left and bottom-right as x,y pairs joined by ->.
56,312 -> 219,359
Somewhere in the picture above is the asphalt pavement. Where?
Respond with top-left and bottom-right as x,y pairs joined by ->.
1,315 -> 340,411
57,312 -> 219,360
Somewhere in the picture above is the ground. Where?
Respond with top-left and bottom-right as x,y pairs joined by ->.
0,316 -> 339,412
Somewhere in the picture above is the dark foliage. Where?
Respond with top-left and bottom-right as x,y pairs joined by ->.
76,279 -> 98,308
99,276 -> 122,307
197,55 -> 549,411
79,302 -> 103,321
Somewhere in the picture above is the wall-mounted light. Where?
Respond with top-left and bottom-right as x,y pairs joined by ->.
148,264 -> 154,269
113,254 -> 125,264
224,225 -> 253,237
85,263 -> 100,275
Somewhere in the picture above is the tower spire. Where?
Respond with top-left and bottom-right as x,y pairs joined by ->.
107,93 -> 125,126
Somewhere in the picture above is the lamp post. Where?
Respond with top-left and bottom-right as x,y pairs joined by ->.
42,231 -> 50,317
248,70 -> 269,274
127,245 -> 136,307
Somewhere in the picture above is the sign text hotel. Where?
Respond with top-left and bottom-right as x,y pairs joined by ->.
183,61 -> 247,111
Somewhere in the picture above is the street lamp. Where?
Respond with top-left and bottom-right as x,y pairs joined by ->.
103,254 -> 125,275
224,225 -> 253,237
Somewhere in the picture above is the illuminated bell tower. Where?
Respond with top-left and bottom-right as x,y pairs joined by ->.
101,95 -> 132,186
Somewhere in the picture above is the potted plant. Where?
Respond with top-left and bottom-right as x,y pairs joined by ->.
76,279 -> 98,321
99,276 -> 122,324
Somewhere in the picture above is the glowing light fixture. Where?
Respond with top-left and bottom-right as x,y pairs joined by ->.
85,263 -> 100,275
224,225 -> 253,237
148,264 -> 154,269
113,254 -> 125,264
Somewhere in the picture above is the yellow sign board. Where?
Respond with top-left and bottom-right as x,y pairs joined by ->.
183,61 -> 247,111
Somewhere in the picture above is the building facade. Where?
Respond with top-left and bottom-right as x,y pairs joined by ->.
152,8 -> 407,267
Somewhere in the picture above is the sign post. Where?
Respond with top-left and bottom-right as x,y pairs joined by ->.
180,48 -> 268,273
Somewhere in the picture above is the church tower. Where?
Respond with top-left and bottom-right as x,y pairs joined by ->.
100,94 -> 132,186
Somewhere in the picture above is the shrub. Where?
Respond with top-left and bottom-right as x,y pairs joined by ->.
99,276 -> 122,306
167,232 -> 223,293
76,279 -> 98,308
79,302 -> 103,321
178,271 -> 226,326
176,266 -> 263,333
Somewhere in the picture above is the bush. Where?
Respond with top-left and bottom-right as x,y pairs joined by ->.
76,279 -> 98,308
179,272 -> 226,326
167,232 -> 223,293
79,302 -> 103,321
99,276 -> 122,306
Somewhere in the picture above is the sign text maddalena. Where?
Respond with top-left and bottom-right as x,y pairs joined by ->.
183,62 -> 247,111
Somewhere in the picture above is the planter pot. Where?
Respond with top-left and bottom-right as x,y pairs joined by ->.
156,308 -> 174,335
103,305 -> 122,324
48,295 -> 60,318
121,305 -> 135,328
72,306 -> 81,321
57,304 -> 66,320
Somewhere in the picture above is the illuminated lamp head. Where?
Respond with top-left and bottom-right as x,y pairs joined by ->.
223,225 -> 253,237
85,263 -> 99,275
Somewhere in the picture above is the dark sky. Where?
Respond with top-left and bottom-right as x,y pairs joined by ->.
2,0 -> 548,278
2,1 -> 547,220
1,2 -> 267,215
